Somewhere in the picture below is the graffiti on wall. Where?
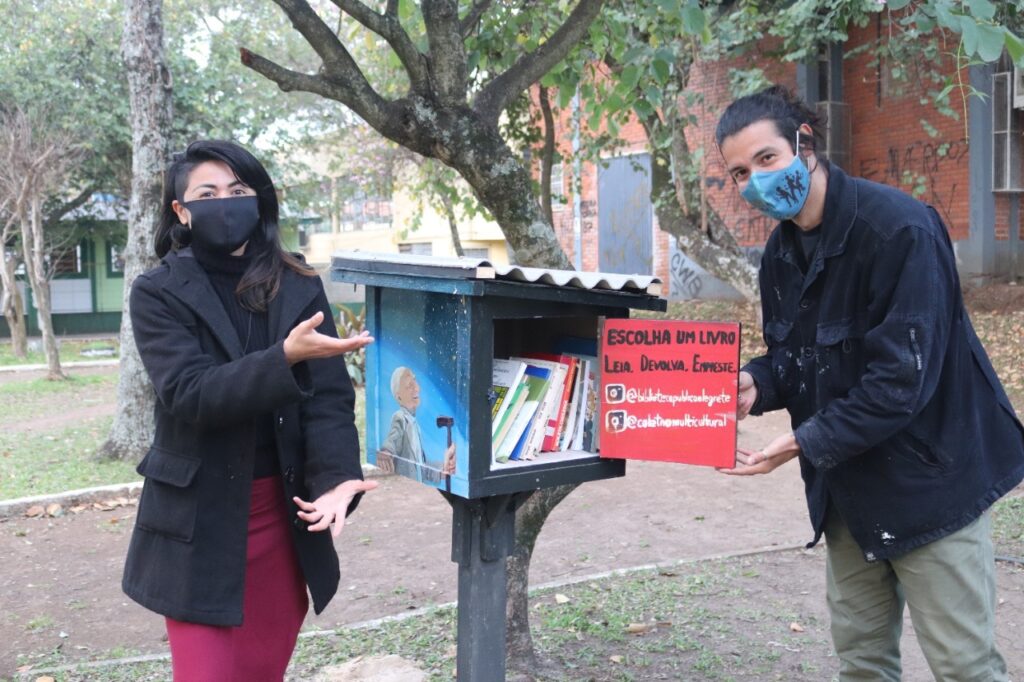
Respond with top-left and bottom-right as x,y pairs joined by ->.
668,244 -> 762,301
859,137 -> 968,230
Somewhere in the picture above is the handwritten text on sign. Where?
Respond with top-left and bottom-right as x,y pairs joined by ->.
599,319 -> 739,468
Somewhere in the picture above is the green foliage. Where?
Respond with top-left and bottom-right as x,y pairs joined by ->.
0,0 -> 346,226
336,304 -> 366,386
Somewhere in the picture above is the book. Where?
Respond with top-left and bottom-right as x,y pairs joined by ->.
580,354 -> 600,451
523,353 -> 578,451
512,356 -> 568,457
569,358 -> 593,451
491,359 -> 528,435
495,365 -> 551,462
558,359 -> 583,451
492,381 -> 528,458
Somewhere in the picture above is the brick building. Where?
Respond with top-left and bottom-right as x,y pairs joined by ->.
543,30 -> 1023,299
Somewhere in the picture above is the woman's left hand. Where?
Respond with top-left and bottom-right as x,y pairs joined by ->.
293,479 -> 379,538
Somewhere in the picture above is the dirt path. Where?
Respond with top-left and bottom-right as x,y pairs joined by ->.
3,409 -> 1023,679
8,404 -> 118,435
0,365 -> 117,387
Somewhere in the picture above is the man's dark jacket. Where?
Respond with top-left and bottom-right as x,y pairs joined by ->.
745,162 -> 1024,562
122,247 -> 363,625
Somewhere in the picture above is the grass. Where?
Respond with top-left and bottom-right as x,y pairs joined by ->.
0,338 -> 119,367
992,494 -> 1024,558
0,382 -> 367,500
0,416 -> 138,500
0,374 -> 117,425
14,551 -> 837,682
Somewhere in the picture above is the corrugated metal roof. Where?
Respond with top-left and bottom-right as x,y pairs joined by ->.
331,251 -> 663,296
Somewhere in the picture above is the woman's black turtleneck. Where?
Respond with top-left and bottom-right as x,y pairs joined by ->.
192,244 -> 280,479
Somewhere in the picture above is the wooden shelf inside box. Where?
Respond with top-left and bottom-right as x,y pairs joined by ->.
491,450 -> 599,469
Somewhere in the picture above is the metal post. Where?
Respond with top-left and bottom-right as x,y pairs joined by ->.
444,492 -> 530,681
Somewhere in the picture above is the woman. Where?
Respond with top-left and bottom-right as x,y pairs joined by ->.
122,140 -> 376,681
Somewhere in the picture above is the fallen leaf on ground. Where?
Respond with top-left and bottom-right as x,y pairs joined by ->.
609,655 -> 624,664
625,623 -> 654,634
69,505 -> 87,514
35,677 -> 55,682
25,506 -> 44,518
554,593 -> 570,604
789,621 -> 805,633
45,503 -> 62,517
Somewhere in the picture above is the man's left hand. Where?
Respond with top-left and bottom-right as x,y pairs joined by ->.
294,479 -> 380,538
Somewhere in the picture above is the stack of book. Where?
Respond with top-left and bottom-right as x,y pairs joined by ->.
490,348 -> 600,466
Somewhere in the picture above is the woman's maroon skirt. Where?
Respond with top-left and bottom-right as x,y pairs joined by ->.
165,476 -> 308,682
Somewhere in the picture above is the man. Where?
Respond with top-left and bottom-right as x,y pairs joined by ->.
717,85 -> 1024,680
377,366 -> 456,484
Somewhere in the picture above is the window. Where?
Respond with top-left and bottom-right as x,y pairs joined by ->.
993,56 -> 1024,192
107,241 -> 125,277
550,162 -> 566,210
398,242 -> 433,256
462,247 -> 489,260
49,242 -> 85,277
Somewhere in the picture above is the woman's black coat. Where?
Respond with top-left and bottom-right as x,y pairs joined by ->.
122,247 -> 363,626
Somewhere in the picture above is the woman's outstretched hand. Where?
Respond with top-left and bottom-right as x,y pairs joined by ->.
283,311 -> 374,365
293,479 -> 380,538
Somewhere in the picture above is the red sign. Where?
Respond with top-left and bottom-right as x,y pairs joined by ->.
599,319 -> 739,468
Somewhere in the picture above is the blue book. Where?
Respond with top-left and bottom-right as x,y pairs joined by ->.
553,335 -> 598,357
501,365 -> 551,461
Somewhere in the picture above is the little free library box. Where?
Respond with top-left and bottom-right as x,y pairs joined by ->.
330,252 -> 669,499
331,252 -> 739,681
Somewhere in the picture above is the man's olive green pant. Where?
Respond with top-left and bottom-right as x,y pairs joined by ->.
825,507 -> 1008,681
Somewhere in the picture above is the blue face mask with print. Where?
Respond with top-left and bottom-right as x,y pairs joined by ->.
740,136 -> 811,221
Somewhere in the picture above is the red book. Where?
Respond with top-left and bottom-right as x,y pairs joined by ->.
599,319 -> 740,468
524,352 -> 578,451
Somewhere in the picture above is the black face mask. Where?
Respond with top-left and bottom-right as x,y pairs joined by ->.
183,196 -> 261,254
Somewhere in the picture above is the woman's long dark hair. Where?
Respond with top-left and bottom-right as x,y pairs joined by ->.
154,139 -> 314,312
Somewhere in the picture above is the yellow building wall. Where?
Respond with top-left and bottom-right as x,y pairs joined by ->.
302,179 -> 512,267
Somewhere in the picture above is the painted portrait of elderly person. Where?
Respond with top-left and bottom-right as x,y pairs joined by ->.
376,366 -> 456,484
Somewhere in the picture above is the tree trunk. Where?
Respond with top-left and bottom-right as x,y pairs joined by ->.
439,110 -> 569,270
20,199 -> 64,380
506,483 -> 578,675
538,86 -> 556,227
0,249 -> 27,358
440,192 -> 464,257
639,114 -> 759,301
99,0 -> 171,461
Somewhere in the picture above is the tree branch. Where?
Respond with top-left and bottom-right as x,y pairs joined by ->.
240,48 -> 392,134
422,0 -> 467,105
459,0 -> 493,37
538,85 -> 555,226
474,0 -> 604,122
43,185 -> 96,230
264,0 -> 383,102
329,0 -> 430,91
